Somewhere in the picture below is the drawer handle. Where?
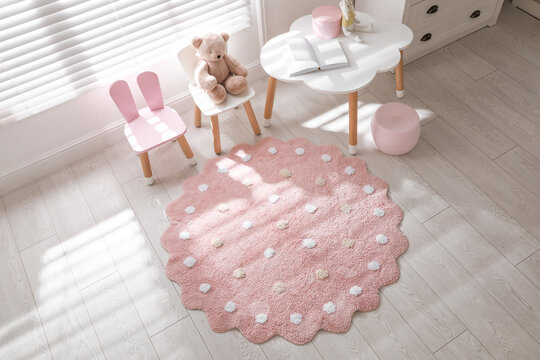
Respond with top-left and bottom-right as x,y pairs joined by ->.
421,33 -> 432,42
470,10 -> 481,18
426,5 -> 439,14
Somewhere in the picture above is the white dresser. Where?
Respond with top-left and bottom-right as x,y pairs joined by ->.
357,0 -> 505,63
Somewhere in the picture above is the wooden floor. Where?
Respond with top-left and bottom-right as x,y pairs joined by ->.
2,3 -> 540,359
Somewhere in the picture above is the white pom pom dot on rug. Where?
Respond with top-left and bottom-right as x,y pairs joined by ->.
323,302 -> 336,314
200,283 -> 211,293
302,238 -> 317,249
363,185 -> 375,195
183,257 -> 196,268
224,301 -> 236,313
376,234 -> 388,244
345,166 -> 356,175
264,248 -> 275,258
161,138 -> 408,345
373,208 -> 385,217
198,184 -> 208,192
321,154 -> 332,162
349,286 -> 363,296
256,313 -> 268,324
290,313 -> 302,325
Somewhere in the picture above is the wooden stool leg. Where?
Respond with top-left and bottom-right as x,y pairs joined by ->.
177,136 -> 197,165
348,92 -> 358,155
396,49 -> 404,98
139,152 -> 154,185
263,76 -> 277,127
194,104 -> 201,127
243,101 -> 261,135
211,115 -> 221,154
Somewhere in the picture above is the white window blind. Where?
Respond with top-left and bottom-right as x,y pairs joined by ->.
0,0 -> 252,123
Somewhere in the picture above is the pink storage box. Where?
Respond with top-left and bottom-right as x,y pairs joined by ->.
312,6 -> 342,39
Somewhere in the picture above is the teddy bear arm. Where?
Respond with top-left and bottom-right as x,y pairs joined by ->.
195,61 -> 217,90
224,54 -> 248,77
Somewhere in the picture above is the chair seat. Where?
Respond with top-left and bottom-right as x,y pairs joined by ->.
124,106 -> 187,153
189,83 -> 255,116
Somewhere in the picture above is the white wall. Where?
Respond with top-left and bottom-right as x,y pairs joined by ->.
0,0 -> 326,194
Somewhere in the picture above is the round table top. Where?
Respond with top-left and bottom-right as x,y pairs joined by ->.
260,12 -> 413,94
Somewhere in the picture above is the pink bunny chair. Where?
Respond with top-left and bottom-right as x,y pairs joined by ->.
109,71 -> 196,185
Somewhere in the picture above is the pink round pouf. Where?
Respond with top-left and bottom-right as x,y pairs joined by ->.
371,102 -> 421,155
312,6 -> 342,39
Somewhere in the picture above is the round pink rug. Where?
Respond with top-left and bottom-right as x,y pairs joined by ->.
161,137 -> 408,344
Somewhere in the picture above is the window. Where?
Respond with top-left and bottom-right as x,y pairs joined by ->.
0,0 -> 252,123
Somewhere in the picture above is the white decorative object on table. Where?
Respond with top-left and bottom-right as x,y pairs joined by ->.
339,0 -> 373,42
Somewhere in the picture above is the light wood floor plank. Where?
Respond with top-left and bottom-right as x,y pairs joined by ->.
480,25 -> 540,68
260,336 -> 323,360
496,146 -> 540,198
434,331 -> 494,360
3,182 -> 56,251
381,258 -> 465,352
352,295 -> 435,360
436,41 -> 497,80
460,30 -> 540,96
415,52 -> 540,161
422,119 -> 540,242
517,250 -> 540,289
424,207 -> 540,343
397,199 -> 540,360
121,178 -> 173,267
80,273 -> 158,360
37,168 -> 116,290
20,235 -> 105,360
479,70 -> 540,126
104,140 -> 145,185
312,327 -> 379,360
402,139 -> 539,265
72,153 -> 188,337
367,73 -> 437,125
151,317 -> 213,360
0,199 -> 52,360
189,310 -> 268,360
405,63 -> 515,159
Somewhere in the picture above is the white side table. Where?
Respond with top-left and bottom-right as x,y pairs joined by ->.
260,12 -> 413,154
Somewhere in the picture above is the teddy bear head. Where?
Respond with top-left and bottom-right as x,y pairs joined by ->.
191,33 -> 229,62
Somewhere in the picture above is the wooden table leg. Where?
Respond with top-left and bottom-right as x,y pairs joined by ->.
263,76 -> 277,127
211,115 -> 221,154
396,49 -> 404,99
348,91 -> 358,155
177,136 -> 197,165
139,152 -> 154,185
243,101 -> 261,135
194,104 -> 201,127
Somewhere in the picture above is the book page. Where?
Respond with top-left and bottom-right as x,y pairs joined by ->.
310,39 -> 349,71
286,37 -> 319,76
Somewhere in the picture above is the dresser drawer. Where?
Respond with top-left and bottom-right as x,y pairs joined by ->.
408,0 -> 455,27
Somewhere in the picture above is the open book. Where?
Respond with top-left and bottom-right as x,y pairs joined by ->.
286,37 -> 349,77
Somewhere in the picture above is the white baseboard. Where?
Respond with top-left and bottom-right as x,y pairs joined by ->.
0,61 -> 265,195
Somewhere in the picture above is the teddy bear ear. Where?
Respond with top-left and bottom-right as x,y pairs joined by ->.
221,33 -> 230,42
192,36 -> 203,49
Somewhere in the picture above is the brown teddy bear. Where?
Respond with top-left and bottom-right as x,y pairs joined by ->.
192,33 -> 248,104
